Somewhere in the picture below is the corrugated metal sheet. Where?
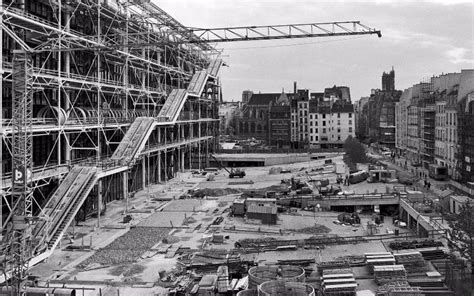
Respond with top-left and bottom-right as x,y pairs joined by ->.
247,205 -> 277,214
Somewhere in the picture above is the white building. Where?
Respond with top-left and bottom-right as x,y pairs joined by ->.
308,102 -> 355,148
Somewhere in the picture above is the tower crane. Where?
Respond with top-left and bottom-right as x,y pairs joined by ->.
0,7 -> 381,294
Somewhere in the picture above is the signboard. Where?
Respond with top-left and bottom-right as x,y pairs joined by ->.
13,166 -> 31,185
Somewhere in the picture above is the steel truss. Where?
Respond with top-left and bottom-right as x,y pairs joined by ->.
0,0 -> 221,258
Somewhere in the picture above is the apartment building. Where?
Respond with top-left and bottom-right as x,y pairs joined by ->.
395,70 -> 474,182
238,84 -> 354,149
308,101 -> 355,149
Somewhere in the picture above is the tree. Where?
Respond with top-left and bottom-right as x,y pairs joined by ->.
448,201 -> 474,275
343,136 -> 367,164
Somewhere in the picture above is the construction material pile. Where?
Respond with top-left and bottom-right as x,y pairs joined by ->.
80,227 -> 168,267
376,281 -> 422,296
419,249 -> 446,260
393,252 -> 427,274
321,269 -> 357,295
199,188 -> 241,196
373,265 -> 407,285
292,224 -> 331,234
389,239 -> 443,250
235,235 -> 366,251
334,255 -> 366,267
365,252 -> 395,274
317,261 -> 351,275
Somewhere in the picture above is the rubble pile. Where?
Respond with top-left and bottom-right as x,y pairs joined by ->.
80,227 -> 168,267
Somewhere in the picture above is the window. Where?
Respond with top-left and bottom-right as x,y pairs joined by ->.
337,120 -> 341,125
338,135 -> 341,140
310,121 -> 313,126
349,120 -> 352,125
323,114 -> 326,119
310,128 -> 313,133
310,136 -> 313,141
337,128 -> 341,133
349,127 -> 353,132
323,128 -> 326,133
315,128 -> 318,133
337,113 -> 341,118
349,113 -> 352,118
315,136 -> 319,141
323,121 -> 326,126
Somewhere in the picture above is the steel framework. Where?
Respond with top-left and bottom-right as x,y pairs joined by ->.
0,0 -> 383,291
1,0 -> 221,287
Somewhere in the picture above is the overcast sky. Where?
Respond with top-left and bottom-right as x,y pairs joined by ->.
157,0 -> 474,102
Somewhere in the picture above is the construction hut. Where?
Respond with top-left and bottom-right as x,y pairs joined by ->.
248,265 -> 305,289
449,195 -> 470,214
232,199 -> 246,216
258,280 -> 315,296
368,169 -> 397,182
246,198 -> 278,225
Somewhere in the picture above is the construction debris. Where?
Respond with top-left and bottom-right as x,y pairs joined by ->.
389,239 -> 443,250
373,265 -> 407,285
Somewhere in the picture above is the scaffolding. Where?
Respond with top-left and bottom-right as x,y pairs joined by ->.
1,0 -> 221,265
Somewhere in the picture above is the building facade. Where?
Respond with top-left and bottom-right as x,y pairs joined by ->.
238,92 -> 289,141
238,84 -> 354,149
356,69 -> 401,146
268,103 -> 291,148
395,70 -> 474,182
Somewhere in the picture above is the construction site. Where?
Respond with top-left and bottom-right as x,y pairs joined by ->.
0,0 -> 470,296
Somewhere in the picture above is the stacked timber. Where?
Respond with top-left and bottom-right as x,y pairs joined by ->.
373,265 -> 407,285
317,260 -> 351,275
322,270 -> 357,296
393,252 -> 427,273
386,286 -> 422,296
365,252 -> 395,274
389,239 -> 443,251
430,259 -> 449,276
419,249 -> 446,261
376,281 -> 411,295
408,278 -> 455,295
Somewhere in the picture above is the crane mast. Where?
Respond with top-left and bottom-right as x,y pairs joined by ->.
2,52 -> 35,295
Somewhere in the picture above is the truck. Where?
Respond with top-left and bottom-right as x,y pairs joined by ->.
428,164 -> 448,181
229,168 -> 246,178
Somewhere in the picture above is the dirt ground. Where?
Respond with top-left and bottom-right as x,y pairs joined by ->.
31,153 -> 420,295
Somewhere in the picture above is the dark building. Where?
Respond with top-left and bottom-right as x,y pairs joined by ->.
357,69 -> 401,146
323,85 -> 351,102
458,93 -> 474,184
382,67 -> 395,92
420,82 -> 436,168
268,101 -> 291,148
239,91 -> 290,141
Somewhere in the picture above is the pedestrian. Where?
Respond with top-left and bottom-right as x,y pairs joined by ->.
427,182 -> 431,190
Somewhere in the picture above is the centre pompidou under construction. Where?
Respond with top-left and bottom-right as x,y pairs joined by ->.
0,0 -> 222,269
